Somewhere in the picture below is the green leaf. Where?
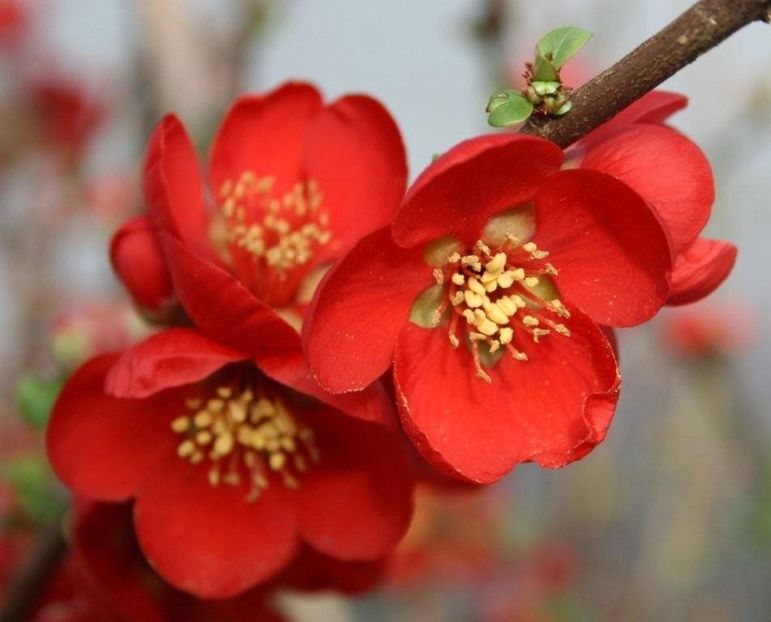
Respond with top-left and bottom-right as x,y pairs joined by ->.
1,455 -> 67,525
533,53 -> 559,82
486,90 -> 533,127
536,26 -> 593,71
17,376 -> 62,429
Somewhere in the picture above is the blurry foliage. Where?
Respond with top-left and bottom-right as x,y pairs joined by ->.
0,455 -> 66,527
16,376 -> 62,430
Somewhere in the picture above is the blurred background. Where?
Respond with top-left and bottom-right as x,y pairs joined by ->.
0,0 -> 769,620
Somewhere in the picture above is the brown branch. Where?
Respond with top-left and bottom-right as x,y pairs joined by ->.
523,0 -> 771,148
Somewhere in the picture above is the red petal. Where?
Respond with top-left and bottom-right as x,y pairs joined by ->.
393,309 -> 620,483
613,90 -> 688,124
105,328 -> 246,399
536,169 -> 673,327
144,116 -> 209,252
275,545 -> 387,595
577,90 -> 688,149
580,124 -> 714,252
109,216 -> 174,312
258,349 -> 397,428
668,238 -> 737,305
161,233 -> 301,358
296,409 -> 414,559
46,355 -> 179,501
392,135 -> 563,248
209,82 -> 323,196
303,227 -> 430,393
71,502 -> 166,622
304,94 -> 407,261
134,455 -> 298,598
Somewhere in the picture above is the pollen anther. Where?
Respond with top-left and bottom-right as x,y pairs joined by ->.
434,236 -> 571,383
172,385 -> 319,501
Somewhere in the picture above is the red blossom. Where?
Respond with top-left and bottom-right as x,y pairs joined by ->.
0,0 -> 25,47
27,80 -> 103,157
122,81 -> 407,367
108,82 -> 409,416
662,303 -> 754,359
304,116 -> 726,482
46,328 -> 414,598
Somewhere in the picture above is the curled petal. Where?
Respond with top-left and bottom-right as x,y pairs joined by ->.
144,116 -> 209,252
580,124 -> 714,252
668,238 -> 737,305
536,169 -> 672,327
392,135 -> 563,248
105,328 -> 246,399
161,233 -> 301,359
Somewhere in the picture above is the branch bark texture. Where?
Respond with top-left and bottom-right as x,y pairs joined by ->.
523,0 -> 771,147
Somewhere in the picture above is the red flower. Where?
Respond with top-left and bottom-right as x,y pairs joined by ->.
572,90 -> 737,304
0,0 -> 25,47
662,303 -> 754,359
119,81 -> 407,379
28,80 -> 103,157
305,103 -> 725,482
46,328 -> 414,598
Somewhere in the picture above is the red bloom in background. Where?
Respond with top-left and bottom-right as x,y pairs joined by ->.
0,0 -> 25,48
47,328 -> 413,598
662,303 -> 754,359
305,99 -> 728,482
28,80 -> 103,157
116,81 -> 407,375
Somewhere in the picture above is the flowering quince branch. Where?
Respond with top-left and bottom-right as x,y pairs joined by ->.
522,0 -> 771,147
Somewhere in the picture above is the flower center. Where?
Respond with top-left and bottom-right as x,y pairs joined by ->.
171,385 -> 320,502
414,234 -> 571,383
216,172 -> 332,307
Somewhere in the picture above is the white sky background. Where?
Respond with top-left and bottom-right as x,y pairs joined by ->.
9,0 -> 771,421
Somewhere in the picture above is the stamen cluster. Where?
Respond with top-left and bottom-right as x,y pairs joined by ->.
437,237 -> 571,382
218,172 -> 332,276
171,386 -> 319,501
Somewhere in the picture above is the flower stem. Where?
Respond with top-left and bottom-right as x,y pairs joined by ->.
522,0 -> 771,147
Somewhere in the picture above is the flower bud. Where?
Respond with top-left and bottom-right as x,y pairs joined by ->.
109,216 -> 174,312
